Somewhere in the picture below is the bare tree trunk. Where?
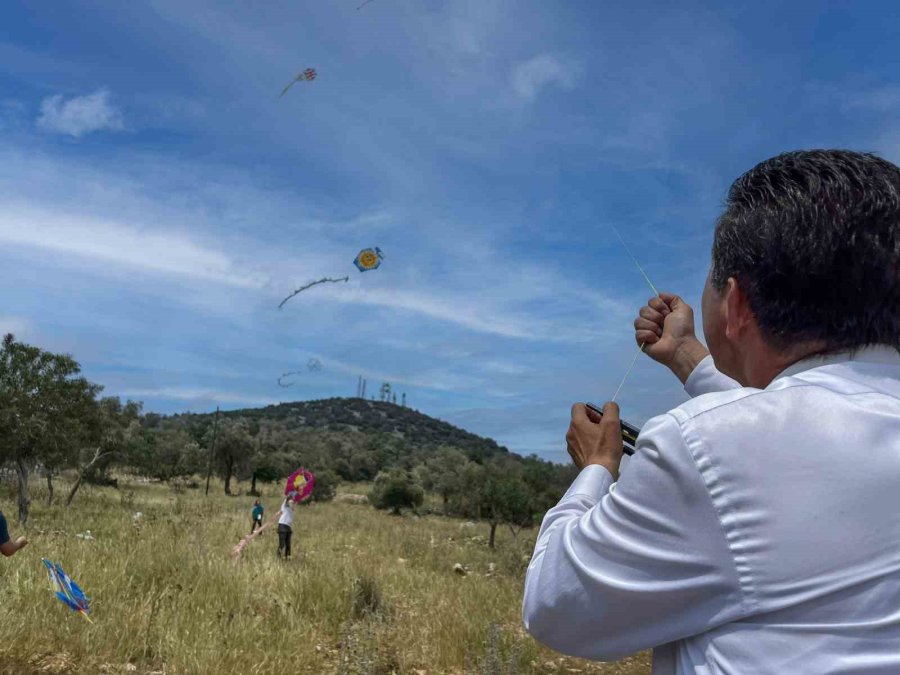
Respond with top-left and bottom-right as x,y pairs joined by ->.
224,470 -> 232,496
46,467 -> 54,506
205,407 -> 220,496
489,521 -> 498,549
66,447 -> 110,507
250,473 -> 258,496
15,457 -> 30,526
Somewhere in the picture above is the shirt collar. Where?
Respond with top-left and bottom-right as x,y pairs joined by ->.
772,344 -> 900,383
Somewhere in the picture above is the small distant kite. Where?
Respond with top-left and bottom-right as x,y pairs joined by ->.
354,247 -> 384,272
280,68 -> 317,98
278,371 -> 303,388
42,558 -> 91,622
356,0 -> 377,9
285,468 -> 315,503
279,276 -> 349,309
278,359 -> 323,387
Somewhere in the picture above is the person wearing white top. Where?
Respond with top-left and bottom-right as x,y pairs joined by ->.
276,495 -> 294,559
523,150 -> 900,674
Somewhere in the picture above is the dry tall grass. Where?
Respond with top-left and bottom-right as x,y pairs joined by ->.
0,477 -> 651,675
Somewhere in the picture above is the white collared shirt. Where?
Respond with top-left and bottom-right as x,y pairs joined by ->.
523,346 -> 900,674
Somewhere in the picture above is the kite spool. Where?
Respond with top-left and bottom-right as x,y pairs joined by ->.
584,403 -> 639,456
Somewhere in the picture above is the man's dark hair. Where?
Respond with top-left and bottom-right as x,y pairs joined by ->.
711,149 -> 900,352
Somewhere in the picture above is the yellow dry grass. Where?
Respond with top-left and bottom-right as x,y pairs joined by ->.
0,477 -> 651,675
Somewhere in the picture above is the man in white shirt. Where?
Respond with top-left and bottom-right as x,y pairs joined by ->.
523,150 -> 900,674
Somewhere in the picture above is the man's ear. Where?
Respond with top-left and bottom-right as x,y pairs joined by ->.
723,277 -> 751,340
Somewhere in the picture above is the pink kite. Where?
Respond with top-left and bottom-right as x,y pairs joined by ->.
285,468 -> 315,503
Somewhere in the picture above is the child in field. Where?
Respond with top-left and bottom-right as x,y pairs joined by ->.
251,499 -> 264,534
275,493 -> 295,559
0,509 -> 27,558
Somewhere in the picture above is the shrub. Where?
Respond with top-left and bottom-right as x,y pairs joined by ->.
370,469 -> 423,515
311,469 -> 339,502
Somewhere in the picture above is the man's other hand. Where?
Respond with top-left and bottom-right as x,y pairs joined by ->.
634,292 -> 710,384
566,402 -> 624,479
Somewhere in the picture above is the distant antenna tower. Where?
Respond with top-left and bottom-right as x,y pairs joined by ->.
401,392 -> 406,407
392,392 -> 397,404
361,378 -> 367,399
380,382 -> 392,402
356,376 -> 363,398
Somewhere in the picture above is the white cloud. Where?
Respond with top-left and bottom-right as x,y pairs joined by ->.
37,89 -> 124,137
511,54 -> 577,102
120,387 -> 279,407
314,351 -> 485,393
326,286 -> 607,342
0,204 -> 267,288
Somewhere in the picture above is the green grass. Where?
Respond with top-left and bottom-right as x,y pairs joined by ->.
0,476 -> 651,675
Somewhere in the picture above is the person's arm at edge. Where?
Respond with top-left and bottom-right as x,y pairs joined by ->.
523,412 -> 748,661
635,292 -> 740,394
0,513 -> 26,557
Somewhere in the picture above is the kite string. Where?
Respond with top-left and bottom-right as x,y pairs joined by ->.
607,223 -> 661,403
611,343 -> 645,403
610,224 -> 660,298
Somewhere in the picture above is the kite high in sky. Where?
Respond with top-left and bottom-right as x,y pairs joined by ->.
42,558 -> 91,622
277,372 -> 303,388
354,247 -> 384,272
279,68 -> 317,98
278,275 -> 349,309
278,358 -> 323,387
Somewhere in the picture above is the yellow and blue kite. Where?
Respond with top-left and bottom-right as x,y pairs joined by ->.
354,247 -> 384,272
42,558 -> 91,622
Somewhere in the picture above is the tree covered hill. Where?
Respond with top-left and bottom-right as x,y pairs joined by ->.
167,397 -> 511,463
3,333 -> 574,537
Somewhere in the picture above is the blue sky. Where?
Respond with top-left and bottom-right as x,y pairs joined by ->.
2,1 -> 899,463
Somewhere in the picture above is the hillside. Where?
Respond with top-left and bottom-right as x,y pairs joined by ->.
169,397 -> 512,461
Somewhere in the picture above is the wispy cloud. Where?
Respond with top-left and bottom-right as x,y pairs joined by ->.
311,352 -> 486,393
511,54 -> 578,102
0,204 -> 267,288
37,89 -> 124,137
119,387 -> 279,407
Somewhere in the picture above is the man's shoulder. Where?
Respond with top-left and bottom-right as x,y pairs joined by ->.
671,384 -> 766,422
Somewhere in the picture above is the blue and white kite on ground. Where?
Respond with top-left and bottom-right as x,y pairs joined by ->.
42,558 -> 91,622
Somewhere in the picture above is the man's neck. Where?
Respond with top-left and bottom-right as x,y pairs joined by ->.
740,340 -> 829,388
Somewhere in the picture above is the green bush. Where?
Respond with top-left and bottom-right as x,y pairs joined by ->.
370,469 -> 423,515
311,469 -> 339,502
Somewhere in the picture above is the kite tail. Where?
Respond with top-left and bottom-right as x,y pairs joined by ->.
231,521 -> 272,563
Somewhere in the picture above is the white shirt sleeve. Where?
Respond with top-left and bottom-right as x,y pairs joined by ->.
522,413 -> 749,661
683,355 -> 741,397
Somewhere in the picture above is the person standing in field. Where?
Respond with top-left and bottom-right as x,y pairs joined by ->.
275,493 -> 294,559
251,499 -> 264,534
0,509 -> 27,557
523,150 -> 900,673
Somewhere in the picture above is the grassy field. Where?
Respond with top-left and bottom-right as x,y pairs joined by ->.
0,476 -> 651,675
